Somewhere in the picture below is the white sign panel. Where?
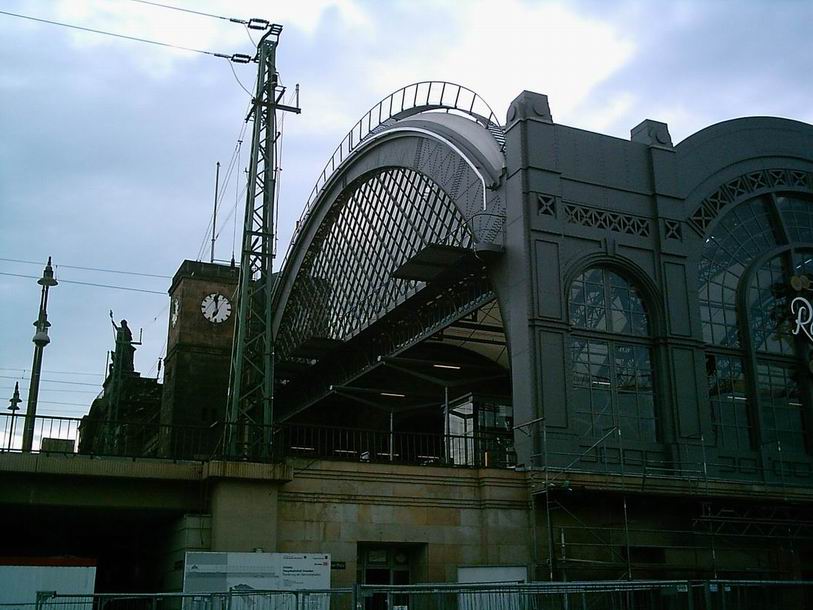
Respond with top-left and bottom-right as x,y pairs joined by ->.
457,565 -> 527,584
456,566 -> 527,610
0,565 -> 96,604
183,552 -> 330,593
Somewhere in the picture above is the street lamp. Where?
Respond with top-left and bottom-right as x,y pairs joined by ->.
21,257 -> 58,452
7,382 -> 21,451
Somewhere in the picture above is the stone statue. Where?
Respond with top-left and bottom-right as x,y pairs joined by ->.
111,317 -> 135,373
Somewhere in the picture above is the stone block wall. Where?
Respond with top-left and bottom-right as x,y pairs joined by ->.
275,460 -> 531,585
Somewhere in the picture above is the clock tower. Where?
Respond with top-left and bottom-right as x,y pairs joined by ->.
161,260 -> 238,444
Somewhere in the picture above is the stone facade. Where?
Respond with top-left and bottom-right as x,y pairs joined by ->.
275,460 -> 530,585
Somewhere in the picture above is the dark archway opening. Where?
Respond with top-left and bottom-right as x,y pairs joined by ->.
280,295 -> 513,468
0,504 -> 182,592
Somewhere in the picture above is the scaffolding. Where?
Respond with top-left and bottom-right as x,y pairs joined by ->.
524,417 -> 812,581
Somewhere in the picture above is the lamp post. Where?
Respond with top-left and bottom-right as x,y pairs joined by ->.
7,382 -> 21,451
21,257 -> 58,452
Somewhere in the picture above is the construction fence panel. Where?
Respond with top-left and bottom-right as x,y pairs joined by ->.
35,581 -> 813,610
37,591 -> 354,610
357,582 -> 694,610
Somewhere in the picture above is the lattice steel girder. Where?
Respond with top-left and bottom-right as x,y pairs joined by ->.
276,167 -> 474,363
277,271 -> 495,420
227,26 -> 299,456
694,502 -> 813,540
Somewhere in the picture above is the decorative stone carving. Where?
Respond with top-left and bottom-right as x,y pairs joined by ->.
630,119 -> 673,148
506,91 -> 553,125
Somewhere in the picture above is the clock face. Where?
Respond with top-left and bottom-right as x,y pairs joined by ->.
170,297 -> 180,327
201,293 -> 232,324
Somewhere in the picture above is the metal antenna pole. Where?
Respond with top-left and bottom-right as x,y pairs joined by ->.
211,161 -> 220,263
226,24 -> 300,457
21,257 -> 58,452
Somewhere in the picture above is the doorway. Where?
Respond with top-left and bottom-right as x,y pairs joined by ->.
358,544 -> 419,609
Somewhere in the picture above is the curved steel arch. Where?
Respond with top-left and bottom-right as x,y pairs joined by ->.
276,166 -> 476,362
274,165 -> 498,419
271,84 -> 507,418
301,82 -> 502,223
279,82 -> 504,265
274,90 -> 507,335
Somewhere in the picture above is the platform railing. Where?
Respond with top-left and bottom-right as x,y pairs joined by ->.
534,435 -> 810,490
0,413 -> 243,462
2,414 -> 811,487
278,422 -> 515,468
0,414 -> 515,468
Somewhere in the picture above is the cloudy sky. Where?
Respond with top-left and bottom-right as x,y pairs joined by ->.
2,0 -> 812,422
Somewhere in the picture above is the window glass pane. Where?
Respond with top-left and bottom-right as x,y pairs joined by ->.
572,388 -> 592,433
571,338 -> 591,387
749,255 -> 794,354
571,304 -> 586,328
612,308 -> 630,335
588,340 -> 611,386
706,354 -> 751,451
777,195 -> 813,244
698,197 -> 781,347
607,271 -> 648,336
593,390 -> 613,435
586,306 -> 607,331
570,268 -> 649,335
570,270 -> 608,332
569,267 -> 655,443
570,338 -> 656,442
571,338 -> 611,438
757,361 -> 805,452
613,343 -> 656,442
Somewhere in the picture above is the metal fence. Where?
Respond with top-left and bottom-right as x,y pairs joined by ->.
280,423 -> 514,468
2,411 -> 812,488
356,581 -> 813,610
35,590 -> 354,610
33,581 -> 813,610
0,414 -> 514,469
0,413 -> 247,462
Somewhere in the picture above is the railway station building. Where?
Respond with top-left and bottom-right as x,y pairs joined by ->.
4,83 -> 813,591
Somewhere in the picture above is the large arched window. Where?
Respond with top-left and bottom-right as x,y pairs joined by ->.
569,268 -> 657,442
700,193 -> 813,454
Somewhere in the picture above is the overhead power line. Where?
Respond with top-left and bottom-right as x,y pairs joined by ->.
0,387 -> 100,395
0,257 -> 171,279
228,60 -> 254,97
0,375 -> 100,387
0,271 -> 166,295
0,367 -> 103,377
127,0 -> 272,30
25,401 -> 91,409
0,9 -> 253,63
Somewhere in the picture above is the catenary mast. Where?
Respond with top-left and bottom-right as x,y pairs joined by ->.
226,25 -> 299,457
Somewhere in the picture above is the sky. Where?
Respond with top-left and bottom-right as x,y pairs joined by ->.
2,0 -> 813,422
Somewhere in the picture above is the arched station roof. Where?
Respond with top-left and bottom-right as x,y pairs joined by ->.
271,82 -> 509,419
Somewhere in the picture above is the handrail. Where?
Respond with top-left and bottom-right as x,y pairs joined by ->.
5,415 -> 806,487
277,81 -> 503,275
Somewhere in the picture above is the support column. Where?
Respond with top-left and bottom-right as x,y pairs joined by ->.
210,479 -> 280,552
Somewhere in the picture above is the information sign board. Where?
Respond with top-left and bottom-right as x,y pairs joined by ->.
183,552 -> 330,593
